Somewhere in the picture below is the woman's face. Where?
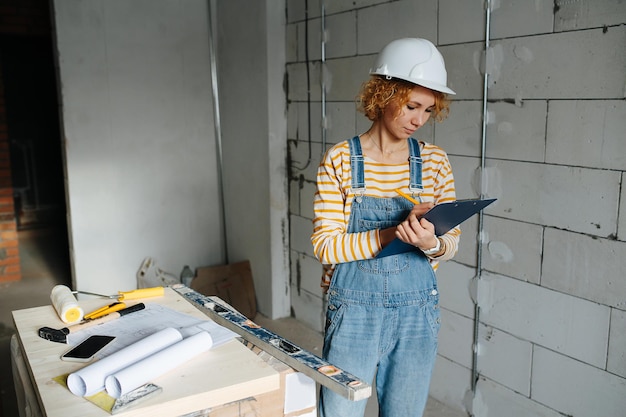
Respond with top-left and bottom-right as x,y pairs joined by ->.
382,85 -> 436,140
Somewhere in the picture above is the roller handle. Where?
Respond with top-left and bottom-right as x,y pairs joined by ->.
118,286 -> 164,301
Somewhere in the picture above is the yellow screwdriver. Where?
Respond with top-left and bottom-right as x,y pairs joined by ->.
79,287 -> 164,320
73,286 -> 165,301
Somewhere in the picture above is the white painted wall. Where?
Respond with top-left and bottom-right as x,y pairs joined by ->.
287,0 -> 626,416
215,0 -> 290,318
53,0 -> 289,319
53,0 -> 223,294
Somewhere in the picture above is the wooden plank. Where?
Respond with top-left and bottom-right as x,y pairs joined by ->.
173,284 -> 372,402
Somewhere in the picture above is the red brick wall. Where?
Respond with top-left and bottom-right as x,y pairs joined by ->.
0,0 -> 52,281
0,54 -> 20,282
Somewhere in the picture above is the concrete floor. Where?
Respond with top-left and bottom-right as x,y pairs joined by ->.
254,314 -> 467,417
0,226 -> 73,417
0,227 -> 465,417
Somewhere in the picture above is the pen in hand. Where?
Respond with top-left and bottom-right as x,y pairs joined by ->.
394,188 -> 420,205
394,189 -> 434,228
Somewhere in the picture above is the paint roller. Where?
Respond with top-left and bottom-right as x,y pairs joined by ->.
50,285 -> 84,324
49,285 -> 164,324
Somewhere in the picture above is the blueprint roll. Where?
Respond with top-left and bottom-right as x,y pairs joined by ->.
105,331 -> 213,398
67,327 -> 183,397
50,285 -> 84,324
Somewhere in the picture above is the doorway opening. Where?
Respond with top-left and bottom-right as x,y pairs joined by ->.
0,33 -> 71,282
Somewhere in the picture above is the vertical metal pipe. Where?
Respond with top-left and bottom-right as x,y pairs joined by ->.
207,0 -> 228,263
471,0 -> 492,395
293,0 -> 313,171
321,2 -> 327,153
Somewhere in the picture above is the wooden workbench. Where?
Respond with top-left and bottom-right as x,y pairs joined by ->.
11,287 -> 280,416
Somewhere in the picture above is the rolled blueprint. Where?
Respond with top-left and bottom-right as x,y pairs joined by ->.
105,331 -> 213,398
67,327 -> 183,396
50,285 -> 84,324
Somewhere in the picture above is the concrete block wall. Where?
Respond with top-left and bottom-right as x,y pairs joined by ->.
286,0 -> 626,415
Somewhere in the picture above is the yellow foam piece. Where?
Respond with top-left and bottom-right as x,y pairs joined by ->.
53,374 -> 114,412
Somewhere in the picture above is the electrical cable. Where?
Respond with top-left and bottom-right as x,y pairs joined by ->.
292,0 -> 313,171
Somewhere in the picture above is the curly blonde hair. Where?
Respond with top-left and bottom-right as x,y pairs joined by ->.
357,76 -> 450,122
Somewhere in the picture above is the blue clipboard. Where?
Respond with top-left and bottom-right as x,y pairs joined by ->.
376,198 -> 497,258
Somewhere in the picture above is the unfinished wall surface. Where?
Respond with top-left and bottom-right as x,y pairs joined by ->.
286,0 -> 626,415
52,0 -> 289,318
215,0 -> 290,318
53,0 -> 223,293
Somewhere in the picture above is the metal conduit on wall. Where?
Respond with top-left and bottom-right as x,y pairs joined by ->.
206,0 -> 229,263
321,1 -> 327,154
470,0 -> 492,406
291,0 -> 314,172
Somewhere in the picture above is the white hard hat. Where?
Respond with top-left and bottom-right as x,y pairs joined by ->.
370,38 -> 456,95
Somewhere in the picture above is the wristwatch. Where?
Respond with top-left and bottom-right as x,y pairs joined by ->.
422,238 -> 441,256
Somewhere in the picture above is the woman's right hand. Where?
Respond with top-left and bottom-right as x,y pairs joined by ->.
395,202 -> 437,250
380,202 -> 434,248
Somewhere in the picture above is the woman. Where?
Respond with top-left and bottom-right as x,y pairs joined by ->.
311,38 -> 461,417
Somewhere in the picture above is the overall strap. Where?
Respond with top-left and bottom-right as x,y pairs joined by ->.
408,138 -> 423,193
348,136 -> 366,193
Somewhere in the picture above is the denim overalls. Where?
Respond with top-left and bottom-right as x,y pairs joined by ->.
320,136 -> 441,417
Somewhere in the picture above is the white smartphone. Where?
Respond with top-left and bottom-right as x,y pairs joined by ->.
61,335 -> 116,362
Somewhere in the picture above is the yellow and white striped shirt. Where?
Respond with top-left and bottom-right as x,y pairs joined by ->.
311,139 -> 461,288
